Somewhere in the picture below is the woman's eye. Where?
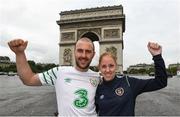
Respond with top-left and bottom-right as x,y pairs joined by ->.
109,64 -> 114,68
101,65 -> 106,69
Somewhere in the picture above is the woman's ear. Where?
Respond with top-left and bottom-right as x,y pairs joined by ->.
115,63 -> 118,70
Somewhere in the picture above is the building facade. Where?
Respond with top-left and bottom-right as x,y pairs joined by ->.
57,5 -> 125,73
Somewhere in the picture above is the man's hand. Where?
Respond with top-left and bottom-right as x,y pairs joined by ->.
147,42 -> 162,56
8,39 -> 28,55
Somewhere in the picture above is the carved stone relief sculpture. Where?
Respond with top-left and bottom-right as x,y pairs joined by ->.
63,48 -> 72,65
104,29 -> 120,39
61,32 -> 75,41
106,46 -> 117,59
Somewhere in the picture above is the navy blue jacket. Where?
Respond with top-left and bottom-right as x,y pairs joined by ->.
95,54 -> 167,116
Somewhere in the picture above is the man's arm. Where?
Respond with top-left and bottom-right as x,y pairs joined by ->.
8,39 -> 42,86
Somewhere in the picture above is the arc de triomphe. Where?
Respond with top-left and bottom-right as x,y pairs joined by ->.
57,5 -> 125,73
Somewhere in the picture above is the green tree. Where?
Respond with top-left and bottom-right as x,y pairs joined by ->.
129,69 -> 139,74
43,63 -> 58,71
138,68 -> 146,74
0,66 -> 2,72
147,67 -> 155,74
28,60 -> 38,73
168,67 -> 177,75
36,64 -> 44,73
89,66 -> 99,72
8,64 -> 17,72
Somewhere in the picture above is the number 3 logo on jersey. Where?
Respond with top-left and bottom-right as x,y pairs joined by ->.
74,89 -> 88,108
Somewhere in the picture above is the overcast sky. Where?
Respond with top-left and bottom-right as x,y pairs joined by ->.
0,0 -> 180,70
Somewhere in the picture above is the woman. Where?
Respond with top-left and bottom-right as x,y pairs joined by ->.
95,42 -> 167,116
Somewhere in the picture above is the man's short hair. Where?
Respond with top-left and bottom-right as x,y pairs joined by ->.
75,37 -> 95,51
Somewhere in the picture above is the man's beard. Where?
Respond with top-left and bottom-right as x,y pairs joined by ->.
75,59 -> 91,70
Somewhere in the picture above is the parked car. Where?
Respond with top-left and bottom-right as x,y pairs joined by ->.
0,72 -> 6,75
7,72 -> 17,76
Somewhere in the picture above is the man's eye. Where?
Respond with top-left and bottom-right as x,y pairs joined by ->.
86,50 -> 92,54
77,49 -> 83,53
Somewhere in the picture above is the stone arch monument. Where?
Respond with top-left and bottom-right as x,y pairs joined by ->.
57,5 -> 125,73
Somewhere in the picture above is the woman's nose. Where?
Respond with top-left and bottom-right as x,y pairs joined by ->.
105,67 -> 110,72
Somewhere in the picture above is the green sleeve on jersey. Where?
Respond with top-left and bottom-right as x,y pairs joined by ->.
40,67 -> 58,85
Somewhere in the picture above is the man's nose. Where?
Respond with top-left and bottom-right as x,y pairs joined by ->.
82,51 -> 86,58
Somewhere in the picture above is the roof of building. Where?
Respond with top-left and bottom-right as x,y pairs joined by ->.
60,5 -> 123,15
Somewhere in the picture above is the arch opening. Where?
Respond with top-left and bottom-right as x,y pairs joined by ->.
81,32 -> 99,42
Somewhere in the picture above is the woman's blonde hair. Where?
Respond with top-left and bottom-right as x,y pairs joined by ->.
99,52 -> 117,66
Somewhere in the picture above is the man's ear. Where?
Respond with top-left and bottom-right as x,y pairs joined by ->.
92,51 -> 95,58
98,64 -> 100,71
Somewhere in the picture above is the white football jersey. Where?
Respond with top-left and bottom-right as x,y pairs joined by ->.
38,66 -> 99,116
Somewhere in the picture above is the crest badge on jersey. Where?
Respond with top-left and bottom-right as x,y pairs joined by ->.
90,78 -> 98,87
100,95 -> 104,99
115,87 -> 124,96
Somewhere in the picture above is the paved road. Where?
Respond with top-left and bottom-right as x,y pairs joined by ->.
136,76 -> 180,116
0,75 -> 179,116
0,75 -> 57,116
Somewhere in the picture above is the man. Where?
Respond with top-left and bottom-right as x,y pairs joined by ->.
8,37 -> 100,116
